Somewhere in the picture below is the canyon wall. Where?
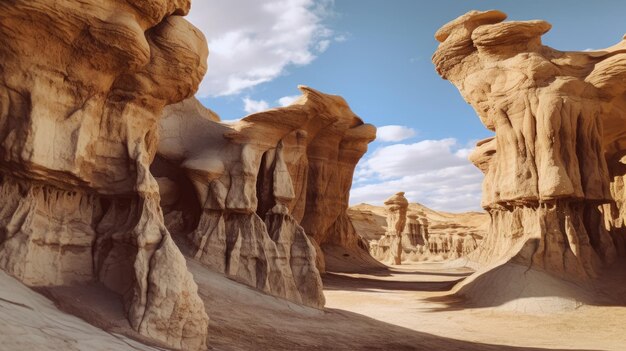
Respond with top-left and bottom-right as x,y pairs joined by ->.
154,86 -> 376,307
0,1 -> 379,346
433,10 -> 626,284
0,1 -> 209,349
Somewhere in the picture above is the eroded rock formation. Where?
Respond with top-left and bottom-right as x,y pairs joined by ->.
372,192 -> 409,264
0,1 -> 209,349
366,194 -> 482,263
433,10 -> 626,284
154,87 -> 377,307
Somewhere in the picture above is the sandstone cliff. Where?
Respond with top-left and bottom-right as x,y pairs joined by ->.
154,87 -> 377,306
0,1 -> 381,347
433,10 -> 626,304
0,1 -> 210,349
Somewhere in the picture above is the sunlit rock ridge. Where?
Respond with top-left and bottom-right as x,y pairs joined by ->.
0,1 -> 378,349
433,10 -> 626,303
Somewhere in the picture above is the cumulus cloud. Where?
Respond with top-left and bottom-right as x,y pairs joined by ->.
277,95 -> 300,106
376,125 -> 416,142
187,0 -> 336,97
242,97 -> 270,114
316,39 -> 331,52
351,138 -> 484,212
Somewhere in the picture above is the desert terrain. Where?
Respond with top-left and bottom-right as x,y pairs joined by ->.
0,1 -> 625,351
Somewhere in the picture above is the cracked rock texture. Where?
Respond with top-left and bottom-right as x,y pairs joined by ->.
433,10 -> 626,288
154,86 -> 377,308
0,0 -> 209,349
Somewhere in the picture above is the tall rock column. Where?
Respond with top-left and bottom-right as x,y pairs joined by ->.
433,10 -> 626,282
0,1 -> 210,349
384,192 -> 409,265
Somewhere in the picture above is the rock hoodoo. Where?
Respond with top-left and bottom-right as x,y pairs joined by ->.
433,10 -> 626,290
377,192 -> 409,264
154,86 -> 377,307
368,193 -> 481,263
0,1 -> 211,349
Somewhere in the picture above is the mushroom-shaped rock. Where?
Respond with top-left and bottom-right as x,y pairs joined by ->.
383,192 -> 409,264
433,9 -> 626,300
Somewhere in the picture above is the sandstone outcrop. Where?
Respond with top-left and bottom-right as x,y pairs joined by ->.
386,192 -> 409,264
433,10 -> 626,293
359,196 -> 485,264
154,87 -> 377,307
0,0 -> 209,349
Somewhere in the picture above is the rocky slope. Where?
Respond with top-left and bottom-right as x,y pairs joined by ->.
433,9 -> 626,305
349,196 -> 487,263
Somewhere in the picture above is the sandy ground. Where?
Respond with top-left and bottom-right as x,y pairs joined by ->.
5,257 -> 626,350
324,262 -> 626,351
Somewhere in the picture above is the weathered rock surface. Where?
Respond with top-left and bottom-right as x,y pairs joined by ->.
351,198 -> 486,263
0,270 -> 165,351
154,87 -> 377,307
433,10 -> 626,302
372,192 -> 409,264
0,0 -> 209,348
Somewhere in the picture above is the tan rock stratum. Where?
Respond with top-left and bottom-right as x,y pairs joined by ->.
154,87 -> 377,307
433,10 -> 626,302
0,1 -> 379,348
351,197 -> 486,264
0,0 -> 209,349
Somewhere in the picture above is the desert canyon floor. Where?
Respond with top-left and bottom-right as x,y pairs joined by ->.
3,255 -> 626,350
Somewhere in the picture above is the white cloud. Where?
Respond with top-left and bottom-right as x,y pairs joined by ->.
376,125 -> 416,142
243,97 -> 269,114
187,0 -> 335,97
277,95 -> 300,107
316,39 -> 331,52
351,138 -> 484,212
335,34 -> 348,42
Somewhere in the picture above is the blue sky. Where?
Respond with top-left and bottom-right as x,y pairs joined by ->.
187,0 -> 626,212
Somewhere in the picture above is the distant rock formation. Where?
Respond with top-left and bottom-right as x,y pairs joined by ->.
404,211 -> 428,247
433,10 -> 626,296
365,193 -> 483,263
386,192 -> 409,264
154,87 -> 377,307
0,0 -> 209,349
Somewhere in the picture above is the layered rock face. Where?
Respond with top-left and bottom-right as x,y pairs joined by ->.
154,87 -> 376,307
433,10 -> 626,282
372,192 -> 409,264
368,193 -> 481,263
0,1 -> 209,349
